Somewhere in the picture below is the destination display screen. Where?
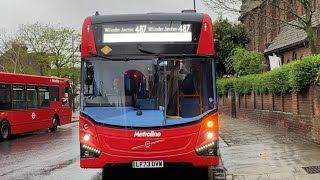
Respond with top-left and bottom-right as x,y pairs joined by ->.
102,22 -> 192,43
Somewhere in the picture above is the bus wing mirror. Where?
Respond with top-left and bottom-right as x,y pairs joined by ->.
85,67 -> 94,85
214,39 -> 219,50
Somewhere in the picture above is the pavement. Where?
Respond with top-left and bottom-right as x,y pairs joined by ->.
218,114 -> 320,180
72,111 -> 80,122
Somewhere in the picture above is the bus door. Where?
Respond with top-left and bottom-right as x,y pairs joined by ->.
0,84 -> 13,125
60,86 -> 72,125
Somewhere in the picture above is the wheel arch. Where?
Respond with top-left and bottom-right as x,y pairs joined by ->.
1,118 -> 10,125
0,118 -> 11,140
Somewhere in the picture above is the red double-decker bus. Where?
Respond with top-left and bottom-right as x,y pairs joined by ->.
80,11 -> 219,177
0,72 -> 72,141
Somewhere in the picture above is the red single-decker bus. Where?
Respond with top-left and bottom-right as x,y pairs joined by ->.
0,72 -> 72,140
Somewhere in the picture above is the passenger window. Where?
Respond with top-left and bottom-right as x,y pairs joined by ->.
62,87 -> 70,107
0,84 -> 11,110
39,86 -> 50,108
50,86 -> 59,102
27,86 -> 38,108
13,85 -> 26,110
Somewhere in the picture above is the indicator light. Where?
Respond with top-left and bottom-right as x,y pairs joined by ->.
206,121 -> 214,128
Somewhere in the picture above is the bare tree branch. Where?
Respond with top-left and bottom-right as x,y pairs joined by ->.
203,0 -> 319,54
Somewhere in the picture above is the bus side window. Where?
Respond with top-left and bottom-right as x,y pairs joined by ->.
62,87 -> 70,106
39,86 -> 50,108
27,85 -> 38,108
0,84 -> 12,110
50,86 -> 59,102
13,85 -> 26,110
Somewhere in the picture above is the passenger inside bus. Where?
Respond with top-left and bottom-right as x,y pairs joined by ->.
105,76 -> 125,107
106,76 -> 123,95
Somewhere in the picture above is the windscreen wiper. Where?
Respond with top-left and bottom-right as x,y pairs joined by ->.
137,45 -> 214,58
89,52 -> 132,61
137,44 -> 156,55
157,54 -> 213,58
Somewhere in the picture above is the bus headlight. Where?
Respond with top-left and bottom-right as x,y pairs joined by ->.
80,144 -> 101,158
207,132 -> 214,139
83,134 -> 90,141
195,140 -> 219,156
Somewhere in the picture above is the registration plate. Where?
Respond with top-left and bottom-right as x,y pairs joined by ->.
132,160 -> 164,168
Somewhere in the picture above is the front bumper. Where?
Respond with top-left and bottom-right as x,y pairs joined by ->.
80,150 -> 220,168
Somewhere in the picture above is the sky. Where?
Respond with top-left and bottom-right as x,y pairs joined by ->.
0,0 -> 239,33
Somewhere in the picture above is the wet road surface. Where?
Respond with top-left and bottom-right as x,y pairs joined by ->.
0,123 -> 101,180
0,122 -> 211,180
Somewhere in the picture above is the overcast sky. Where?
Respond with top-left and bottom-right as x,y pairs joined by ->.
0,0 -> 240,33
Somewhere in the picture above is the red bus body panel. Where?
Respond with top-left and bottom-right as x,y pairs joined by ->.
81,16 -> 97,57
197,14 -> 215,55
79,113 -> 220,168
0,72 -> 72,135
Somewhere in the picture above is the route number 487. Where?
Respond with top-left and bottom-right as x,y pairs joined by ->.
178,24 -> 191,32
135,25 -> 147,33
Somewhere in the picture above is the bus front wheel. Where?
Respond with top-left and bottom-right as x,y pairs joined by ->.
0,120 -> 11,141
49,118 -> 58,132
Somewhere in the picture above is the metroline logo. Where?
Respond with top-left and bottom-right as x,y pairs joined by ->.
133,131 -> 161,137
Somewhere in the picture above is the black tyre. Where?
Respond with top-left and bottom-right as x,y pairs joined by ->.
102,167 -> 114,179
191,167 -> 209,179
49,118 -> 58,131
0,120 -> 11,141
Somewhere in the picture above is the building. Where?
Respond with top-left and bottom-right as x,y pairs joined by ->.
240,0 -> 320,67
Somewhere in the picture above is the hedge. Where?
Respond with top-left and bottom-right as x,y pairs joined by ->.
217,54 -> 320,95
217,78 -> 234,95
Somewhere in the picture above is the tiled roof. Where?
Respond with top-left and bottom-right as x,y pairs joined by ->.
240,1 -> 263,13
264,11 -> 320,54
239,1 -> 263,19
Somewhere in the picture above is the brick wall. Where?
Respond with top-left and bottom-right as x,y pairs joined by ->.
218,86 -> 320,144
282,46 -> 310,64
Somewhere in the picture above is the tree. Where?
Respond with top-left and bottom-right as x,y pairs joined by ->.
0,29 -> 35,74
203,0 -> 320,54
17,22 -> 52,75
214,17 -> 250,77
17,22 -> 80,78
17,23 -> 80,76
229,47 -> 267,76
46,26 -> 80,77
